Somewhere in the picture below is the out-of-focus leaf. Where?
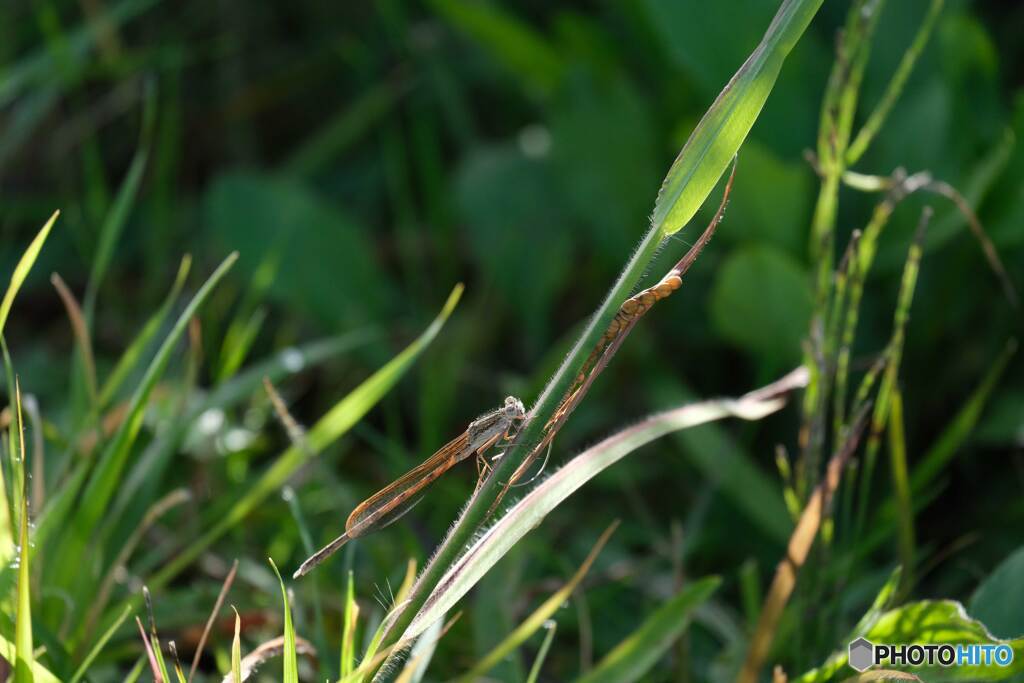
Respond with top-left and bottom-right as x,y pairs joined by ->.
574,577 -> 721,683
426,0 -> 565,97
970,546 -> 1024,640
204,171 -> 388,326
710,245 -> 812,365
550,74 -> 658,258
724,140 -> 811,256
455,145 -> 570,345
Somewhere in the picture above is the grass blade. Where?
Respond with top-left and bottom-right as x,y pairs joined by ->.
14,382 -> 33,683
341,571 -> 359,678
845,0 -> 944,165
269,559 -> 299,683
68,604 -> 132,683
525,621 -> 557,683
452,522 -> 619,683
231,607 -> 243,683
188,559 -> 238,682
98,254 -> 192,408
574,578 -> 721,683
83,83 -> 155,319
651,0 -> 823,236
0,210 -> 58,335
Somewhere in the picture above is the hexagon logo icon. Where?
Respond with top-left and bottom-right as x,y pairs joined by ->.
849,637 -> 875,672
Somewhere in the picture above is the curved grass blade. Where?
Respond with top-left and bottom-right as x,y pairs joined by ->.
525,621 -> 557,683
147,284 -> 462,589
402,370 -> 805,641
68,604 -> 132,683
83,81 -> 155,319
98,254 -> 192,408
0,210 -> 58,335
269,559 -> 299,683
451,522 -> 618,683
573,578 -> 721,683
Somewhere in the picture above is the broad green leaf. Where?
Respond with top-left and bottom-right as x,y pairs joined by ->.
402,372 -> 801,640
269,560 -> 299,683
0,634 -> 59,683
794,600 -> 1024,683
970,546 -> 1024,640
650,0 -> 825,235
710,246 -> 813,364
574,577 -> 721,683
148,285 -> 462,589
204,171 -> 387,327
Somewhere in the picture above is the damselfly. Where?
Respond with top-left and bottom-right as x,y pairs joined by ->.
294,396 -> 527,577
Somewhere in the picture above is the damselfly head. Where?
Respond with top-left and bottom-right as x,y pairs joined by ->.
503,396 -> 527,422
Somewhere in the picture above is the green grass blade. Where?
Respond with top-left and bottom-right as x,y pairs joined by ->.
651,0 -> 823,236
147,284 -> 462,589
525,621 -> 557,683
269,559 -> 299,683
15,467 -> 33,683
98,254 -> 192,408
83,83 -> 156,319
69,604 -> 133,683
341,570 -> 358,677
452,522 -> 618,683
910,339 -> 1017,495
845,0 -> 944,165
574,577 -> 721,683
0,210 -> 58,335
886,388 -> 914,596
46,253 -> 238,592
402,373 -> 801,641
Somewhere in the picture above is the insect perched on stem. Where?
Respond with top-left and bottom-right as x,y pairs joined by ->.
294,396 -> 527,578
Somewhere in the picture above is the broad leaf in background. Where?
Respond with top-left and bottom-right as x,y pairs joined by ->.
710,245 -> 812,366
455,145 -> 570,349
970,546 -> 1024,640
204,171 -> 390,327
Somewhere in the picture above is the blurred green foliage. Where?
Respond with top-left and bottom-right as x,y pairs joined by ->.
1,0 -> 1023,680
